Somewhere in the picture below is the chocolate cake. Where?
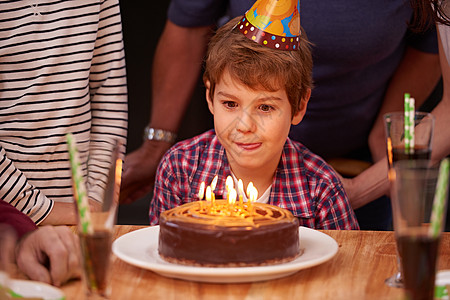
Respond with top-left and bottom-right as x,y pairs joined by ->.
158,200 -> 300,267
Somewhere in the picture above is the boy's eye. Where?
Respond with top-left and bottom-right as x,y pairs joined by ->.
258,104 -> 274,112
223,101 -> 238,108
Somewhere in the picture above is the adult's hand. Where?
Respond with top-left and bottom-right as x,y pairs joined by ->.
15,226 -> 81,287
120,140 -> 171,204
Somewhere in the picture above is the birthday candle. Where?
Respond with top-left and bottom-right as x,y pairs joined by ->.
238,179 -> 244,206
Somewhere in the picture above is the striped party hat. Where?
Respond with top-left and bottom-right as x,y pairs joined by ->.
237,0 -> 301,51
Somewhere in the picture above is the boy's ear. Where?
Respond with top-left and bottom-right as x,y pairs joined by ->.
204,80 -> 214,115
292,88 -> 311,125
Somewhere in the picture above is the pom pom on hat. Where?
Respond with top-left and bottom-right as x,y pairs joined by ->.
237,0 -> 301,51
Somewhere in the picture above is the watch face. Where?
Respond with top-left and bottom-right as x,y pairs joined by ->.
155,130 -> 164,140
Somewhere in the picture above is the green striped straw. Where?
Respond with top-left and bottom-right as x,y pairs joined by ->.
430,158 -> 450,238
404,93 -> 415,154
66,133 -> 93,235
409,97 -> 415,152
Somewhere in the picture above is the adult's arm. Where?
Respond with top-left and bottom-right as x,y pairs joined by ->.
344,28 -> 450,209
0,201 -> 37,238
120,20 -> 213,204
430,26 -> 450,163
0,146 -> 76,225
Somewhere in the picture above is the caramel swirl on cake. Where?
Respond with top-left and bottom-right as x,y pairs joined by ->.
162,200 -> 297,228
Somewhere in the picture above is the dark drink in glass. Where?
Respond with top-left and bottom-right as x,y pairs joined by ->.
396,234 -> 440,300
391,145 -> 431,165
79,230 -> 113,297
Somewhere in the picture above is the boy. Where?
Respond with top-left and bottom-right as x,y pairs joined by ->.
149,13 -> 359,230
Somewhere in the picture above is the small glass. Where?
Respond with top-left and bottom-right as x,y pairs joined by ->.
76,141 -> 122,300
384,112 -> 434,166
383,111 -> 435,288
389,160 -> 447,300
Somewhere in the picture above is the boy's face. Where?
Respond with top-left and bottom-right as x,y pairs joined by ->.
205,69 -> 308,177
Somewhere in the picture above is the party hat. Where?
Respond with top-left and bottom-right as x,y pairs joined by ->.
238,0 -> 301,51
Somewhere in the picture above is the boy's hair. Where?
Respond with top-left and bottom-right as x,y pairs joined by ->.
203,16 -> 313,117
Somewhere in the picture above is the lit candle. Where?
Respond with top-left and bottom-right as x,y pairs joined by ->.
246,182 -> 254,211
246,182 -> 258,212
246,182 -> 254,199
205,185 -> 213,213
206,186 -> 212,202
198,181 -> 206,211
228,188 -> 237,215
238,179 -> 244,207
225,175 -> 233,202
249,186 -> 258,202
229,188 -> 237,204
210,175 -> 218,207
211,175 -> 218,191
198,181 -> 205,200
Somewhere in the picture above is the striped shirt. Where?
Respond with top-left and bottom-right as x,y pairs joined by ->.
0,0 -> 128,224
150,130 -> 359,230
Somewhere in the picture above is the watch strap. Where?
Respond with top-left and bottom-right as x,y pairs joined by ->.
143,127 -> 177,143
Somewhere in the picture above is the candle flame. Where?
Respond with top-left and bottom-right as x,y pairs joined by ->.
228,188 -> 237,205
206,186 -> 212,202
246,182 -> 254,199
226,175 -> 234,191
211,175 -> 218,191
198,181 -> 205,200
238,179 -> 244,195
247,183 -> 258,203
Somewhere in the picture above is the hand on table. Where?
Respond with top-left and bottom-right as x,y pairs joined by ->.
120,140 -> 172,204
15,225 -> 81,287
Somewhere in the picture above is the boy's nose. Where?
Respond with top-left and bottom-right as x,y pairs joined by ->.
235,110 -> 257,133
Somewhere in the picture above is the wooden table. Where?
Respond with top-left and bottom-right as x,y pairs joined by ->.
59,226 -> 450,300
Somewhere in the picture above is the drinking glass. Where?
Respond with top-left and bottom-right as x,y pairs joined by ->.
389,160 -> 448,300
0,225 -> 16,299
383,111 -> 435,288
384,112 -> 434,166
75,141 -> 123,300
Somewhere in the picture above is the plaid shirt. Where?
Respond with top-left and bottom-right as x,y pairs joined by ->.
149,130 -> 359,230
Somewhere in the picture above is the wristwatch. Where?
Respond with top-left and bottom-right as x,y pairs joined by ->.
143,127 -> 177,143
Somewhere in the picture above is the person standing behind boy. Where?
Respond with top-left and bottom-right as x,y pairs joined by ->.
0,1 -> 128,225
342,0 -> 450,229
149,1 -> 359,230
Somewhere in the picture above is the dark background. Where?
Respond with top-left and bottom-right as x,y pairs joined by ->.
117,2 -> 212,224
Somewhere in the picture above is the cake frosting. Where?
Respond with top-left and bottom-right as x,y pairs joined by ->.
158,200 -> 300,267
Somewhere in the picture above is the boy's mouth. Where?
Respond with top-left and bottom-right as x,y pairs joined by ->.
235,142 -> 262,151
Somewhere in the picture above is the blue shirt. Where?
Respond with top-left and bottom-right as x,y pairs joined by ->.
168,0 -> 438,159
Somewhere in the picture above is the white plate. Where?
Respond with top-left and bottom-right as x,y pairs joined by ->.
436,270 -> 450,300
9,279 -> 65,300
112,226 -> 338,283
